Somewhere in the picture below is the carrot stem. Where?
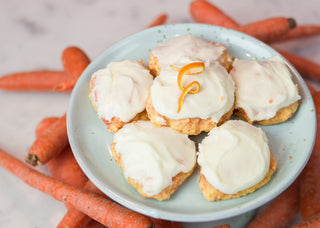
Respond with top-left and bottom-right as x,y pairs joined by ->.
272,25 -> 320,42
237,17 -> 296,43
26,114 -> 68,166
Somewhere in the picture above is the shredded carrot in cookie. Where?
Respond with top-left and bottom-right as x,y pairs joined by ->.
178,81 -> 200,113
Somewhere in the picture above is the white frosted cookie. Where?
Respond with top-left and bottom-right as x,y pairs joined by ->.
111,121 -> 197,200
149,34 -> 232,76
230,56 -> 301,125
197,120 -> 276,201
146,61 -> 235,135
89,59 -> 153,133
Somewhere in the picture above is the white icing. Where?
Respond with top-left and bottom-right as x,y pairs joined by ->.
90,59 -> 153,122
197,120 -> 270,194
151,34 -> 226,68
230,56 -> 301,121
150,61 -> 235,121
113,121 -> 196,196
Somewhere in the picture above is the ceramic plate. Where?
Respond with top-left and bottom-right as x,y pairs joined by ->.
67,23 -> 316,222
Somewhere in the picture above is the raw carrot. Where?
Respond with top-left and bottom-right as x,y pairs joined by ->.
54,77 -> 78,91
57,181 -> 105,228
290,213 -> 320,228
26,113 -> 68,166
236,17 -> 296,43
61,46 -> 90,78
306,82 -> 317,97
213,225 -> 230,228
150,218 -> 184,228
189,0 -> 239,29
0,70 -> 71,91
36,117 -> 88,189
246,179 -> 300,228
272,25 -> 320,42
47,147 -> 88,190
277,50 -> 320,81
0,148 -> 153,228
84,220 -> 106,228
36,117 -> 95,227
35,117 -> 59,137
147,13 -> 168,28
55,46 -> 90,91
300,91 -> 320,220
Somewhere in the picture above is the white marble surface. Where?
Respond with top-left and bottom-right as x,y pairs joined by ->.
0,0 -> 319,227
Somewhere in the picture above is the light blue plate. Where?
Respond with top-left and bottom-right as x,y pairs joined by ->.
67,23 -> 316,222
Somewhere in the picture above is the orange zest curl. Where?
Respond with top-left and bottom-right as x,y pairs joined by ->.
176,62 -> 205,91
175,62 -> 205,113
178,81 -> 200,113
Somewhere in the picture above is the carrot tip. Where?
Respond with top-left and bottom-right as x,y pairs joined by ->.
287,18 -> 297,29
25,154 -> 42,166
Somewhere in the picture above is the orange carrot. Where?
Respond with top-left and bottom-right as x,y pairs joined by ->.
0,148 -> 153,228
189,0 -> 239,29
300,91 -> 320,220
277,50 -> 320,81
0,70 -> 71,91
272,25 -> 320,42
150,218 -> 184,228
84,220 -> 106,228
213,225 -> 230,228
60,181 -> 185,228
26,113 -> 68,166
55,46 -> 90,91
290,213 -> 320,228
36,117 -> 88,189
54,77 -> 78,91
36,117 -> 95,227
306,82 -> 317,97
57,180 -> 105,228
147,13 -> 168,28
61,46 -> 90,78
47,147 -> 88,190
35,117 -> 59,137
246,179 -> 300,228
237,17 -> 296,43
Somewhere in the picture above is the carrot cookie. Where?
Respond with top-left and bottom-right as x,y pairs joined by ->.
89,59 -> 153,133
149,34 -> 232,76
230,56 -> 301,125
146,61 -> 235,135
111,121 -> 197,201
197,120 -> 276,201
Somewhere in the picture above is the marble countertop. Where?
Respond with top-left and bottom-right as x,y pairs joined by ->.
0,0 -> 319,227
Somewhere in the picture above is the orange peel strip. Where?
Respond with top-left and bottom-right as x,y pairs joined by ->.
177,81 -> 200,113
175,62 -> 205,91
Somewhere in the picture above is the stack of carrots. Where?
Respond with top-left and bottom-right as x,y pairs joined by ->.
0,0 -> 320,227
